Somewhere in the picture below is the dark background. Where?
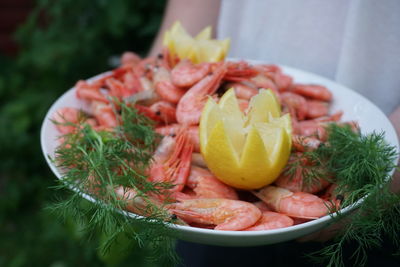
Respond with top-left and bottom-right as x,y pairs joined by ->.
1,1 -> 399,267
0,1 -> 166,266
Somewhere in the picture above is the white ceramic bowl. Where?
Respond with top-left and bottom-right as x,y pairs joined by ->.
40,65 -> 399,247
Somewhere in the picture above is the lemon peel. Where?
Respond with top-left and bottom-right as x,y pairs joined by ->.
163,21 -> 230,64
200,88 -> 292,190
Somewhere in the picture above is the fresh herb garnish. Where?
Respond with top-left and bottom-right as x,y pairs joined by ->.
287,124 -> 399,267
48,103 -> 181,266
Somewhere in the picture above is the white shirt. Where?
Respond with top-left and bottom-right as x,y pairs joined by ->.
218,0 -> 400,114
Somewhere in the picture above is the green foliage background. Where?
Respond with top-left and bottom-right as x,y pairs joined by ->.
0,0 -> 166,266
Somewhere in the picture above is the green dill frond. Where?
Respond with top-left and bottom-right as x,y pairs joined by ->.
48,103 -> 180,266
307,124 -> 399,267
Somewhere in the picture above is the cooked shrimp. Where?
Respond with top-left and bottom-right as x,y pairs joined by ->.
135,101 -> 176,125
306,100 -> 329,119
315,110 -> 343,122
171,59 -> 211,87
225,82 -> 258,100
292,135 -> 321,152
174,166 -> 238,200
224,61 -> 259,82
150,101 -> 177,124
120,51 -> 141,66
161,46 -> 179,70
297,120 -> 327,140
176,63 -> 227,125
250,74 -> 279,95
153,66 -> 186,104
52,107 -> 82,134
321,184 -> 343,211
253,201 -> 271,212
75,80 -> 108,103
166,198 -> 261,230
253,186 -> 330,219
280,92 -> 308,121
114,186 -> 161,216
91,101 -> 118,128
255,64 -> 281,74
121,70 -> 143,95
291,84 -> 332,102
274,153 -> 330,194
271,70 -> 293,91
297,111 -> 342,140
106,77 -> 135,99
155,124 -> 200,152
148,131 -> 193,192
244,211 -> 294,231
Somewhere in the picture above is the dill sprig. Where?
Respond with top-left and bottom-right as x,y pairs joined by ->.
303,124 -> 400,267
47,103 -> 181,266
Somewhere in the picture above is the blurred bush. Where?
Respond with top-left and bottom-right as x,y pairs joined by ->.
0,0 -> 166,266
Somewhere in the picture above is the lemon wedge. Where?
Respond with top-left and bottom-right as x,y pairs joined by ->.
200,88 -> 292,189
163,21 -> 230,64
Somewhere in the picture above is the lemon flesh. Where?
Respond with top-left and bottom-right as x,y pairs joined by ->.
163,21 -> 230,64
200,88 -> 292,190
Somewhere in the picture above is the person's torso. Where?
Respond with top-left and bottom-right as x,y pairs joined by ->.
217,0 -> 400,114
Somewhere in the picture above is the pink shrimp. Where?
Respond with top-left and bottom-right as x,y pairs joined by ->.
274,153 -> 331,194
291,84 -> 332,102
297,111 -> 343,140
53,107 -> 98,136
155,124 -> 200,152
150,101 -> 177,124
272,70 -> 293,91
292,135 -> 321,152
171,59 -> 211,87
306,100 -> 329,119
297,120 -> 328,140
315,110 -> 343,122
174,166 -> 238,200
161,47 -> 179,70
91,101 -> 118,128
114,186 -> 161,216
225,82 -> 258,100
121,69 -> 144,94
253,186 -> 330,219
166,198 -> 262,230
176,63 -> 227,125
135,101 -> 176,125
52,107 -> 82,134
250,74 -> 279,95
148,131 -> 193,193
254,64 -> 287,91
244,211 -> 294,231
75,80 -> 109,103
120,51 -> 141,66
256,64 -> 281,73
105,77 -> 135,99
253,201 -> 271,212
321,184 -> 343,211
224,61 -> 259,82
280,92 -> 308,121
153,66 -> 186,104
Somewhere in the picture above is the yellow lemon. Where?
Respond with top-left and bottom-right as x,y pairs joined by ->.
200,88 -> 292,190
163,21 -> 230,63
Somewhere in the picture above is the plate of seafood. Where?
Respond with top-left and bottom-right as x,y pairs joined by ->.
41,53 -> 399,247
